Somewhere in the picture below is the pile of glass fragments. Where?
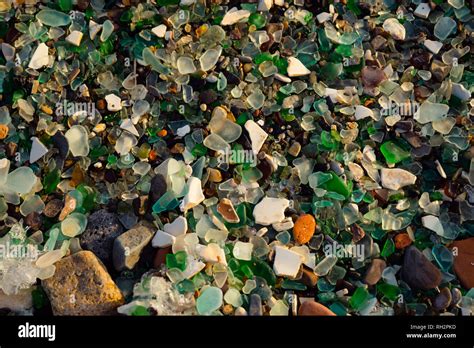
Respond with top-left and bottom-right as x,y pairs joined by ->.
0,0 -> 472,316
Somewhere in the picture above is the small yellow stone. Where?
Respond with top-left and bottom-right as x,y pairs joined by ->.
293,214 -> 317,244
219,105 -> 236,122
208,168 -> 222,183
31,80 -> 39,94
59,194 -> 76,221
223,304 -> 234,315
226,111 -> 236,122
243,63 -> 253,73
0,124 -> 9,139
0,1 -> 11,11
93,123 -> 106,133
195,24 -> 208,37
40,104 -> 53,115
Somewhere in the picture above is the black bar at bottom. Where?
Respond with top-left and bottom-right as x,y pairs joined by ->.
0,316 -> 472,346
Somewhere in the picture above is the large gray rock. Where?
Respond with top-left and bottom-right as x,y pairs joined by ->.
80,209 -> 124,265
112,223 -> 154,271
401,246 -> 442,290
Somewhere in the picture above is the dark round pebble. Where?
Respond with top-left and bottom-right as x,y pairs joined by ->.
433,288 -> 452,311
80,209 -> 124,265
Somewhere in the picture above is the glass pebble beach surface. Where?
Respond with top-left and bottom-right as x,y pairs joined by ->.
0,0 -> 472,317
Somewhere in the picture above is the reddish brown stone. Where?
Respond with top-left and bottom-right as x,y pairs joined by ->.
364,259 -> 386,286
395,233 -> 412,249
217,198 -> 239,223
361,66 -> 387,89
25,212 -> 42,231
153,246 -> 173,269
372,189 -> 389,205
350,224 -> 365,243
450,238 -> 474,289
301,267 -> 319,288
298,301 -> 336,316
44,198 -> 64,218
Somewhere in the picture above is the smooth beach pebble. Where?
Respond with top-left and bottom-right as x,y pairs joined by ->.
0,125 -> 9,140
395,233 -> 412,249
298,301 -> 336,316
293,214 -> 316,244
